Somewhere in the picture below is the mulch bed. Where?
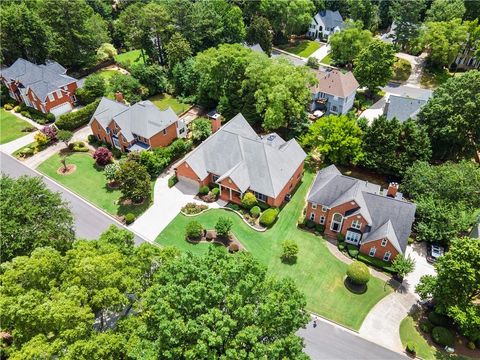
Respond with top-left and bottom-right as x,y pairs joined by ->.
56,164 -> 77,175
186,230 -> 245,252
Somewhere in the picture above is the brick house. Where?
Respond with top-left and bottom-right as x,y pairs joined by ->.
89,97 -> 186,152
0,58 -> 78,117
175,113 -> 306,207
306,165 -> 416,262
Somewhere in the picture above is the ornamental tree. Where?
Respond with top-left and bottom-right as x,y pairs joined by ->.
57,129 -> 73,147
140,248 -> 310,359
41,125 -> 57,142
215,216 -> 233,237
104,162 -> 120,184
241,192 -> 258,209
246,16 -> 273,55
281,240 -> 299,263
115,159 -> 151,204
93,147 -> 112,166
190,118 -> 212,142
185,221 -> 204,240
346,261 -> 371,285
391,254 -> 416,279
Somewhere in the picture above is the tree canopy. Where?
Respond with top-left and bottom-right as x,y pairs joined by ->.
425,0 -> 466,22
329,21 -> 373,67
389,0 -> 426,50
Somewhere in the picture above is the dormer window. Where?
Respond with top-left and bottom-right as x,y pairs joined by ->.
352,219 -> 361,230
322,206 -> 328,212
381,238 -> 388,247
312,203 -> 317,210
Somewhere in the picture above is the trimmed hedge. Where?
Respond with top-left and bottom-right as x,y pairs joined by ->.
168,175 -> 178,188
199,185 -> 209,195
56,99 -> 100,131
125,213 -> 135,225
346,261 -> 370,285
347,244 -> 359,258
259,208 -> 279,227
17,103 -> 53,124
69,141 -> 89,152
250,206 -> 261,218
357,252 -> 396,273
431,326 -> 454,347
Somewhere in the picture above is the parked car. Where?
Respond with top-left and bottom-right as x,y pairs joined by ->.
427,244 -> 444,263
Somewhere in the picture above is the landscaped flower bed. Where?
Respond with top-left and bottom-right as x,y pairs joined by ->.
181,202 -> 208,215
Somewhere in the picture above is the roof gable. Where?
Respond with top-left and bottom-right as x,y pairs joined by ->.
311,70 -> 359,98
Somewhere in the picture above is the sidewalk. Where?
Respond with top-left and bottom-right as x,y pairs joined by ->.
310,44 -> 330,62
0,131 -> 38,155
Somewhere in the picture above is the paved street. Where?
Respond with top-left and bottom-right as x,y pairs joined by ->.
298,318 -> 407,360
0,151 -> 147,245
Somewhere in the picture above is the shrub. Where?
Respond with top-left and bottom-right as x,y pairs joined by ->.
281,240 -> 299,262
428,312 -> 450,327
93,147 -> 112,166
3,103 -> 13,110
87,134 -> 98,145
467,341 -> 476,350
167,139 -> 192,160
259,208 -> 279,227
104,163 -> 120,182
347,244 -> 359,258
199,185 -> 210,195
46,113 -> 55,122
215,216 -> 233,237
431,327 -> 454,347
190,118 -> 212,142
18,147 -> 34,157
211,187 -> 219,197
229,204 -> 240,211
181,202 -> 208,215
56,100 -> 100,131
70,141 -> 88,152
306,219 -> 316,229
346,261 -> 370,285
228,243 -> 239,252
241,192 -> 258,209
250,206 -> 261,218
34,132 -> 49,147
315,224 -> 325,233
111,147 -> 122,159
408,237 -> 414,244
13,105 -> 21,113
41,125 -> 57,141
185,221 -> 204,240
125,213 -> 135,225
406,342 -> 416,355
21,126 -> 36,132
420,320 -> 434,333
17,104 -> 51,123
337,233 -> 345,242
338,242 -> 345,250
307,56 -> 320,69
168,175 -> 178,188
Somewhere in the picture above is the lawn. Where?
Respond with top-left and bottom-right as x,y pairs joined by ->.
391,57 -> 412,83
156,172 -> 392,330
279,40 -> 321,58
149,94 -> 191,114
320,53 -> 332,65
114,49 -> 146,68
420,67 -> 453,89
37,152 -> 152,218
0,109 -> 32,144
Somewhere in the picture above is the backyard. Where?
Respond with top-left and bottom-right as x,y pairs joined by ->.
278,40 -> 321,58
114,49 -> 146,68
420,67 -> 454,88
149,93 -> 191,114
156,172 -> 392,330
0,109 -> 33,144
37,152 -> 152,218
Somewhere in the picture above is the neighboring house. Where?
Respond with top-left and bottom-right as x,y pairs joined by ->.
90,97 -> 186,152
310,69 -> 359,115
243,43 -> 265,54
307,10 -> 344,40
0,58 -> 78,117
379,22 -> 397,44
306,165 -> 416,262
383,94 -> 429,122
470,216 -> 480,239
175,113 -> 306,207
454,44 -> 480,70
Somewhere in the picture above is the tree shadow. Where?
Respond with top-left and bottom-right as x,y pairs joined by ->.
344,278 -> 367,295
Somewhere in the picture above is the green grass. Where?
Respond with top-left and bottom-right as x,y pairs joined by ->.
320,53 -> 332,65
156,172 -> 392,330
114,49 -> 146,67
0,109 -> 33,144
279,40 -> 321,58
37,153 -> 152,218
149,94 -> 191,114
392,57 -> 412,83
420,67 -> 453,89
400,315 -> 437,359
96,69 -> 121,82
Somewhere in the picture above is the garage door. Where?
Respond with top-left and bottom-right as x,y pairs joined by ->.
50,102 -> 73,118
177,175 -> 200,190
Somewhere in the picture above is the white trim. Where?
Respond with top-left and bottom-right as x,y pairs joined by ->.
309,213 -> 315,221
322,205 -> 328,212
345,230 -> 361,244
330,213 -> 343,232
312,203 -> 317,210
381,238 -> 388,247
383,251 -> 391,261
319,215 -> 325,225
351,219 -> 361,230
369,247 -> 376,257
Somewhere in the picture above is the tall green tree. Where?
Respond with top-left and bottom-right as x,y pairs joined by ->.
362,117 -> 431,176
301,115 -> 365,165
464,0 -> 480,20
115,3 -> 149,63
0,176 -> 74,263
416,238 -> 480,340
38,0 -> 109,68
130,63 -> 168,96
141,2 -> 174,65
425,0 -> 466,22
116,159 -> 151,203
0,3 -> 50,65
246,16 -> 273,56
354,39 -> 395,94
329,20 -> 373,67
164,32 -> 192,69
378,0 -> 393,29
389,0 -> 426,50
109,73 -> 147,104
417,70 -> 480,160
139,248 -> 310,359
348,0 -> 379,31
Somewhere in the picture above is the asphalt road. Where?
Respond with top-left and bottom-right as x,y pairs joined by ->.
298,319 -> 407,360
0,151 -> 147,245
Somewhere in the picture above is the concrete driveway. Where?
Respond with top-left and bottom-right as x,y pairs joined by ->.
404,242 -> 436,297
310,43 -> 330,63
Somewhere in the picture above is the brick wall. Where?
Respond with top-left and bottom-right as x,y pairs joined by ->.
359,238 -> 400,262
149,122 -> 178,148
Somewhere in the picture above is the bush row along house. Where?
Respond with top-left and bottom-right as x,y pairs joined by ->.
306,165 -> 416,262
0,58 -> 78,117
175,113 -> 306,208
89,97 -> 187,152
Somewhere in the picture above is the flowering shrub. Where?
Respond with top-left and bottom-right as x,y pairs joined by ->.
92,147 -> 112,166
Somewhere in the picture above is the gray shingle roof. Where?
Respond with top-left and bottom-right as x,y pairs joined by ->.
308,165 -> 416,253
0,58 -> 77,101
385,94 -> 427,122
183,113 -> 306,198
315,10 -> 344,30
89,97 -> 178,142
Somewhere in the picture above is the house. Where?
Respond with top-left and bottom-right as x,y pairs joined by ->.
470,216 -> 480,239
310,69 -> 359,115
89,97 -> 186,152
175,113 -> 306,207
454,44 -> 480,70
306,165 -> 416,262
382,87 -> 432,122
0,58 -> 78,117
307,10 -> 344,40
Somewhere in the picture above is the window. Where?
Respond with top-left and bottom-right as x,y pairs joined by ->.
212,175 -> 219,182
383,252 -> 391,261
319,216 -> 325,225
162,129 -> 167,135
346,231 -> 361,244
106,128 -> 110,134
381,238 -> 388,247
254,191 -> 267,202
330,213 -> 343,232
48,94 -> 54,101
312,203 -> 317,210
331,105 -> 338,112
179,127 -> 185,134
369,247 -> 376,257
112,137 -> 121,149
309,213 -> 315,221
322,206 -> 328,212
56,90 -> 62,98
351,220 -> 361,230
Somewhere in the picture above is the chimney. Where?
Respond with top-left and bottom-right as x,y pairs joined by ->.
115,91 -> 124,103
387,182 -> 399,198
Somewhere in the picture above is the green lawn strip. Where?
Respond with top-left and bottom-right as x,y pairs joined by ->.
149,94 -> 191,114
156,172 -> 392,330
320,54 -> 332,65
0,109 -> 33,144
279,41 -> 321,58
114,49 -> 146,67
37,153 -> 152,218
